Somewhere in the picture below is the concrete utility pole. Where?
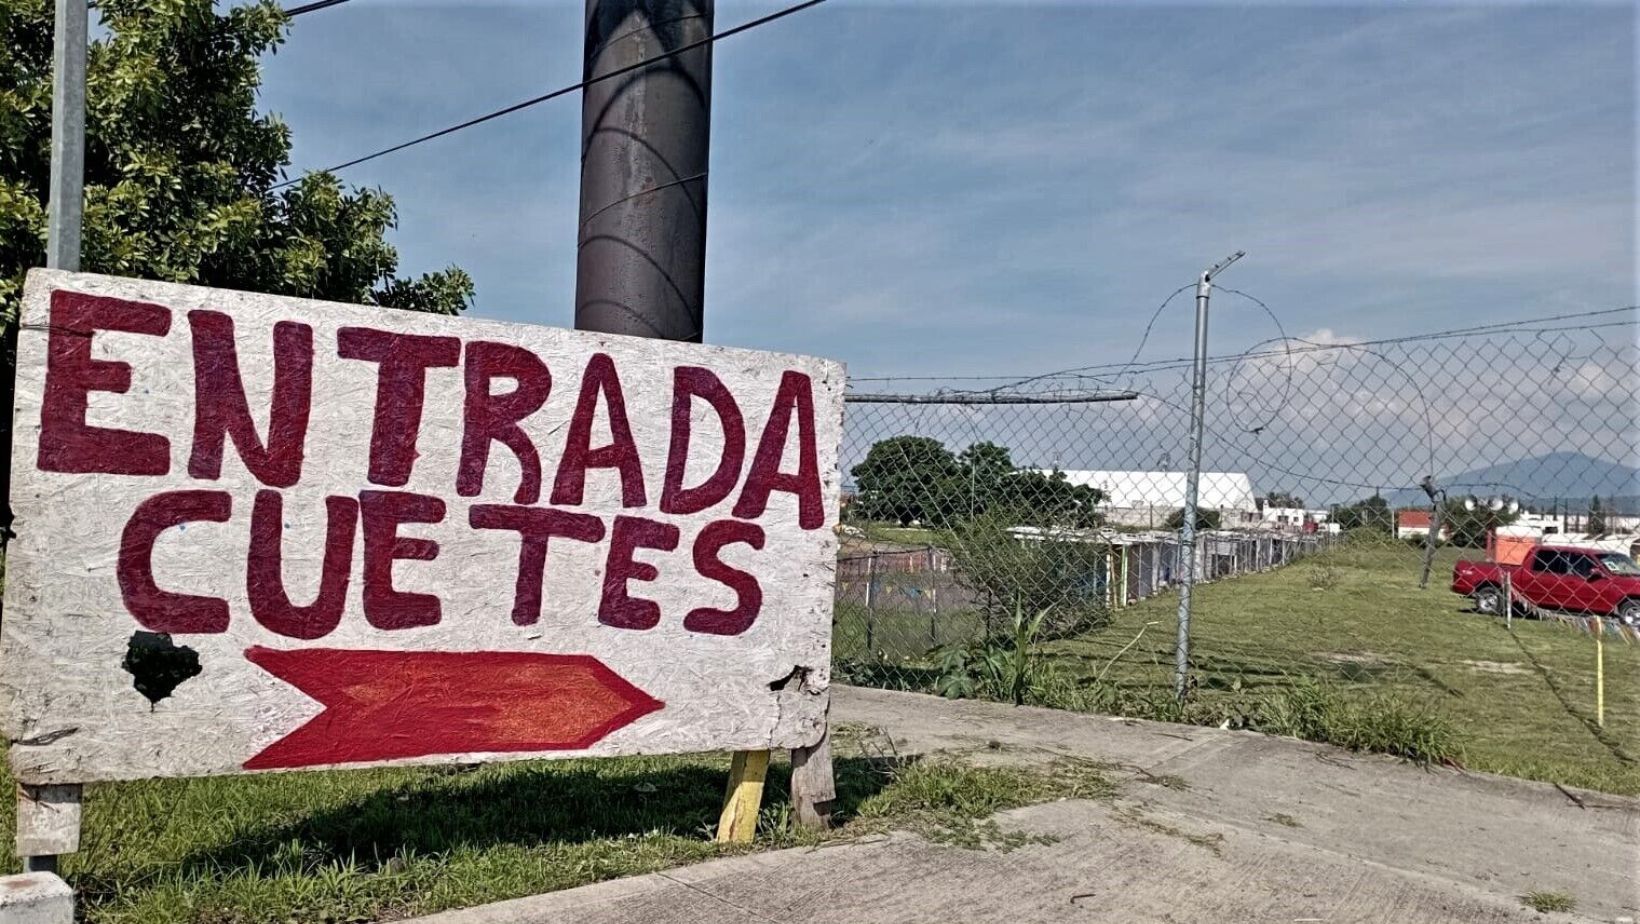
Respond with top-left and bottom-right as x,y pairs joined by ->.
574,0 -> 834,832
1174,251 -> 1243,702
576,0 -> 714,341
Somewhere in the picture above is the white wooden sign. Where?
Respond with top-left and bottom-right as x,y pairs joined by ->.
1,270 -> 843,784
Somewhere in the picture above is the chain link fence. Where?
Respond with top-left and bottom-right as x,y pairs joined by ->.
832,308 -> 1640,792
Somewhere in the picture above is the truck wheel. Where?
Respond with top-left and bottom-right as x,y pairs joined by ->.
1472,586 -> 1503,616
1619,599 -> 1640,629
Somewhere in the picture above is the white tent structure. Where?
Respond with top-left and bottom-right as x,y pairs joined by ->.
1046,470 -> 1259,529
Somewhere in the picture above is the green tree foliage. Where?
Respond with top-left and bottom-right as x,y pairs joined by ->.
850,436 -> 1105,528
1588,495 -> 1607,534
849,435 -> 965,526
1334,495 -> 1392,534
1163,507 -> 1222,531
0,0 -> 473,319
1263,491 -> 1304,508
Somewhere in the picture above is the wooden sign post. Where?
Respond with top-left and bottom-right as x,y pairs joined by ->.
2,270 -> 844,861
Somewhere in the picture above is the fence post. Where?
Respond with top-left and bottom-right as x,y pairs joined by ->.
1595,627 -> 1605,728
927,546 -> 938,650
1418,478 -> 1444,590
865,552 -> 878,656
1503,570 -> 1512,630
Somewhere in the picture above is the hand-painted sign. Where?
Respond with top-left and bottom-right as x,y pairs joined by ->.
1,270 -> 843,784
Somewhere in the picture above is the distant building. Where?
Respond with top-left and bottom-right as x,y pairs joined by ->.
1396,509 -> 1435,540
1512,510 -> 1567,535
1260,505 -> 1330,534
1050,470 -> 1259,529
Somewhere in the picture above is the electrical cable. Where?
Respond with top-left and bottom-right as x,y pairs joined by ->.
273,0 -> 829,189
285,0 -> 352,16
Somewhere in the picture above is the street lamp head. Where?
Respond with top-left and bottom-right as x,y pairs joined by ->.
1201,250 -> 1246,284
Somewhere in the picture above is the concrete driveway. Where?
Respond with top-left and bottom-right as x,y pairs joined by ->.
412,686 -> 1639,924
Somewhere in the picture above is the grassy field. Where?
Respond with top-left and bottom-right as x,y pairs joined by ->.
0,738 -> 1110,922
839,540 -> 1639,794
1054,542 -> 1638,794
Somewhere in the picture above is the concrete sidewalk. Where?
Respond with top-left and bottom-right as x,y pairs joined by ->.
414,686 -> 1640,924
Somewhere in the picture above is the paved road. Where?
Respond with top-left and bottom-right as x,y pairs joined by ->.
414,686 -> 1639,924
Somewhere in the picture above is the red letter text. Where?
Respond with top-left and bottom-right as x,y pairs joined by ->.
733,371 -> 824,529
598,515 -> 679,630
469,504 -> 605,625
337,328 -> 461,487
188,311 -> 313,488
684,520 -> 765,636
39,291 -> 171,475
247,490 -> 358,640
551,353 -> 646,508
359,490 -> 446,630
660,366 -> 745,515
118,490 -> 231,633
458,341 -> 552,504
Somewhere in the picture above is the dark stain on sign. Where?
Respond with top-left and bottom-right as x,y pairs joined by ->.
768,664 -> 812,693
122,631 -> 202,706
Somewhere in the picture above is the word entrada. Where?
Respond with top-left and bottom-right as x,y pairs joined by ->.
37,291 -> 825,640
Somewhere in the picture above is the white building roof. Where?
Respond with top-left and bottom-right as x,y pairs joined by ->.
1047,470 -> 1257,512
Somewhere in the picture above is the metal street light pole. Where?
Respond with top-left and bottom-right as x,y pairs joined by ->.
1418,475 -> 1444,589
46,0 -> 87,272
19,0 -> 89,878
1174,251 -> 1243,702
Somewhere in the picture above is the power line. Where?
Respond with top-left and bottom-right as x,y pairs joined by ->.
285,0 -> 353,16
273,0 -> 829,190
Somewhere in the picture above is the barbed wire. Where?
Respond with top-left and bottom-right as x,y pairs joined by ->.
849,305 -> 1637,386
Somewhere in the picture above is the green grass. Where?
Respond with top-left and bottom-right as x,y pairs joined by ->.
1519,890 -> 1578,914
836,539 -> 1639,794
1046,541 -> 1640,794
833,601 -> 985,667
0,739 -> 1106,922
852,757 -> 1113,849
855,525 -> 941,547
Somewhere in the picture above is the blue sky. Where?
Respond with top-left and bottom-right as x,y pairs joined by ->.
256,1 -> 1635,382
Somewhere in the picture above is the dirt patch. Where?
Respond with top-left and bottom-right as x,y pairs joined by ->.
1459,660 -> 1528,675
1320,652 -> 1392,665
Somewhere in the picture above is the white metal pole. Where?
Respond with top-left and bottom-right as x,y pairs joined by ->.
1174,251 -> 1242,702
22,0 -> 88,876
46,0 -> 87,271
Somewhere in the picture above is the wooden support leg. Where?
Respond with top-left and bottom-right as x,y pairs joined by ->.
716,750 -> 769,844
16,784 -> 82,872
790,725 -> 836,832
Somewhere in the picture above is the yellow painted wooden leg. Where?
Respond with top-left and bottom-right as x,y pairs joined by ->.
716,749 -> 770,844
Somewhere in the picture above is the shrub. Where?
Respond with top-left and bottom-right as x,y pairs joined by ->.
936,602 -> 1050,705
944,516 -> 1111,639
1307,563 -> 1339,591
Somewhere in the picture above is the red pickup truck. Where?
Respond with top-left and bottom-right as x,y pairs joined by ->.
1452,545 -> 1640,627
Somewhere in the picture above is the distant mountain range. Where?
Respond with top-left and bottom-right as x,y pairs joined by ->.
1379,452 -> 1640,514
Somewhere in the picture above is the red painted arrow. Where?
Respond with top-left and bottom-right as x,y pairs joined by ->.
243,647 -> 664,770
